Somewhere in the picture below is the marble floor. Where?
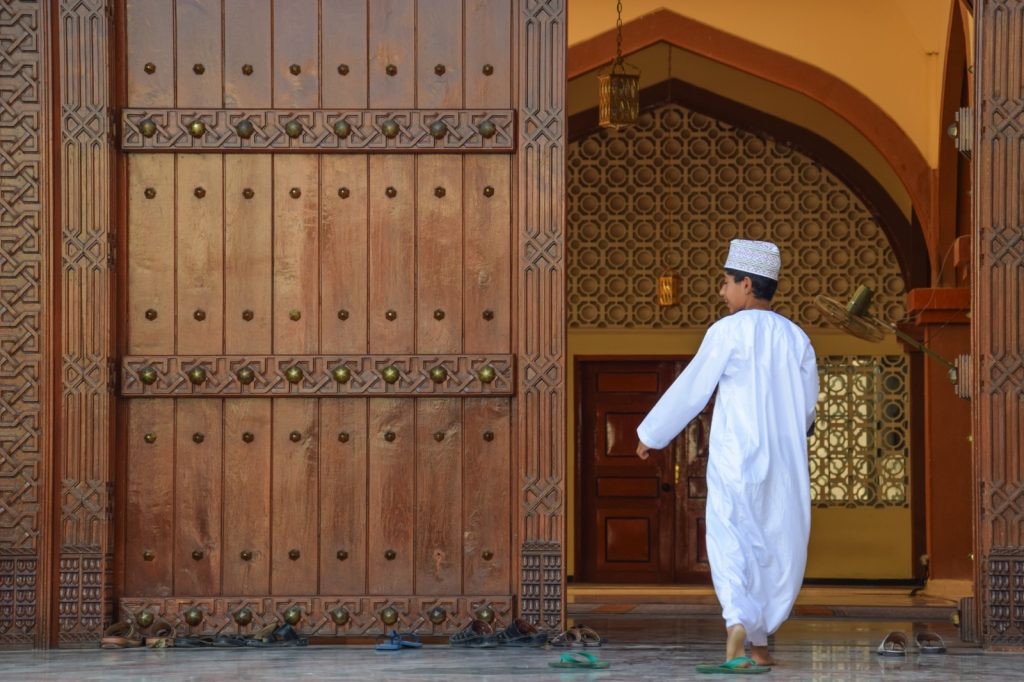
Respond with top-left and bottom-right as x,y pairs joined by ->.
0,616 -> 1018,681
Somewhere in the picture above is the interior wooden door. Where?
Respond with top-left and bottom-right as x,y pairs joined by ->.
577,359 -> 712,584
119,0 -> 519,636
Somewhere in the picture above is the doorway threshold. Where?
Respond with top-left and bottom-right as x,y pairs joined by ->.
568,585 -> 960,621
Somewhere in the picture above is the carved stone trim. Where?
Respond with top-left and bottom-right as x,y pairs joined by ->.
119,595 -> 514,637
120,109 -> 516,151
516,0 -> 566,629
120,355 -> 515,396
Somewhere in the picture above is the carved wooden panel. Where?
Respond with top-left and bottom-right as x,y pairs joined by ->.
58,0 -> 114,646
975,0 -> 1024,649
516,0 -> 566,630
120,355 -> 515,396
120,109 -> 516,151
0,0 -> 54,649
119,595 -> 514,638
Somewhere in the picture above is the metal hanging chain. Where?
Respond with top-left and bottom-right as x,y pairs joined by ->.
615,0 -> 624,64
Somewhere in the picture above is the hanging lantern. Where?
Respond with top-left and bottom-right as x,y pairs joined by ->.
599,1 -> 640,129
657,269 -> 682,307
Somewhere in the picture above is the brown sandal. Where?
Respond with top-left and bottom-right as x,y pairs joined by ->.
100,621 -> 143,649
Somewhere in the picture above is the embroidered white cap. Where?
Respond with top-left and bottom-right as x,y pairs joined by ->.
723,239 -> 781,281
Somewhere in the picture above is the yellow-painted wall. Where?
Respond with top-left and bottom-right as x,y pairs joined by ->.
569,0 -> 955,168
568,44 -> 913,221
566,329 -> 913,580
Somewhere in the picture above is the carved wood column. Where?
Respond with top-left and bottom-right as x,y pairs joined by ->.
56,0 -> 115,646
516,0 -> 566,629
974,0 -> 1024,649
0,1 -> 57,649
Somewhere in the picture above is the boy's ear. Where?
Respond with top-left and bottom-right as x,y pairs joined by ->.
742,276 -> 753,294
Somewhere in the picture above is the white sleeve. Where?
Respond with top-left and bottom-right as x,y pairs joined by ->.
636,322 -> 732,450
800,341 -> 819,434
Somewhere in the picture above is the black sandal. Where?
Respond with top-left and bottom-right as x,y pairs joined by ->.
494,618 -> 549,647
450,619 -> 497,648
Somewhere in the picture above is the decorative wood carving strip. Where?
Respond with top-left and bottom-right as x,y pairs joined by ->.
0,0 -> 54,649
119,595 -> 514,637
975,0 -> 1024,649
120,355 -> 516,396
120,109 -> 516,151
58,0 -> 115,646
516,0 -> 567,631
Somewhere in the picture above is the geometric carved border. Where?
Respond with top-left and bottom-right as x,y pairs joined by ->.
120,355 -> 515,397
974,0 -> 1024,650
121,109 -> 516,151
516,0 -> 566,630
119,596 -> 514,638
0,0 -> 54,649
984,547 -> 1024,647
58,0 -> 115,647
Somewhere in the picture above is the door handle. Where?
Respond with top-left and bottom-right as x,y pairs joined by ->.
661,482 -> 672,493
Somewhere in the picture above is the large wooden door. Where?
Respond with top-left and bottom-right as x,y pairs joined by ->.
577,359 -> 711,584
118,0 -> 526,636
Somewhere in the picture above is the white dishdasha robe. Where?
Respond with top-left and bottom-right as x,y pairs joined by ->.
636,309 -> 818,646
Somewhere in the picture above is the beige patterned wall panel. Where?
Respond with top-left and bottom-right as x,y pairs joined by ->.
567,103 -> 906,329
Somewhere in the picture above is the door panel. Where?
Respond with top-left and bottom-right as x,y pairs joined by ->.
579,360 -> 712,584
119,0 -> 521,635
319,398 -> 368,594
175,0 -> 222,107
222,399 -> 271,595
321,0 -> 368,108
367,399 -> 415,595
174,399 -> 223,595
368,0 -> 415,108
225,155 -> 273,353
416,156 -> 463,354
272,156 -> 319,353
416,0 -> 463,108
273,0 -> 318,107
271,399 -> 318,595
176,154 -> 224,355
415,398 -> 462,594
223,0 -> 271,108
368,156 -> 415,354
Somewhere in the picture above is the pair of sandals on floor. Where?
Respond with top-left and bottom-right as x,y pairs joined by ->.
449,618 -> 604,648
876,629 -> 947,656
101,620 -> 307,649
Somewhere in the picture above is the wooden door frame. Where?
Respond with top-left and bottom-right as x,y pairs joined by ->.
0,0 -> 568,648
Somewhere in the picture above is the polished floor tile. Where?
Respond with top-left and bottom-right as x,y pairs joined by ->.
0,616 -> 1016,681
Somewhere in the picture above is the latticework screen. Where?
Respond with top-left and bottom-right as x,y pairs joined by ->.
567,103 -> 906,329
810,355 -> 909,508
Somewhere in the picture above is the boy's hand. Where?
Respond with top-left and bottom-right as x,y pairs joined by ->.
636,441 -> 652,460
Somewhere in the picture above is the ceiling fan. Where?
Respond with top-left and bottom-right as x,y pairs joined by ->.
815,285 -> 960,387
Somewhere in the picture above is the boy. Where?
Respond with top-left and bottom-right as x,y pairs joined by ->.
635,240 -> 818,674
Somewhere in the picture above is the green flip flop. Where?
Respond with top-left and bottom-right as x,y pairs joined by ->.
548,651 -> 610,669
696,657 -> 772,674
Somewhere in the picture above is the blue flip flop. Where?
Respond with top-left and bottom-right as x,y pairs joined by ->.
548,651 -> 610,669
375,630 -> 422,651
696,656 -> 772,674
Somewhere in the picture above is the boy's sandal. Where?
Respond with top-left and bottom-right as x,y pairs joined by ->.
548,651 -> 610,669
100,621 -> 143,649
876,630 -> 909,657
494,618 -> 549,647
915,630 -> 946,654
696,657 -> 772,674
449,619 -> 497,648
